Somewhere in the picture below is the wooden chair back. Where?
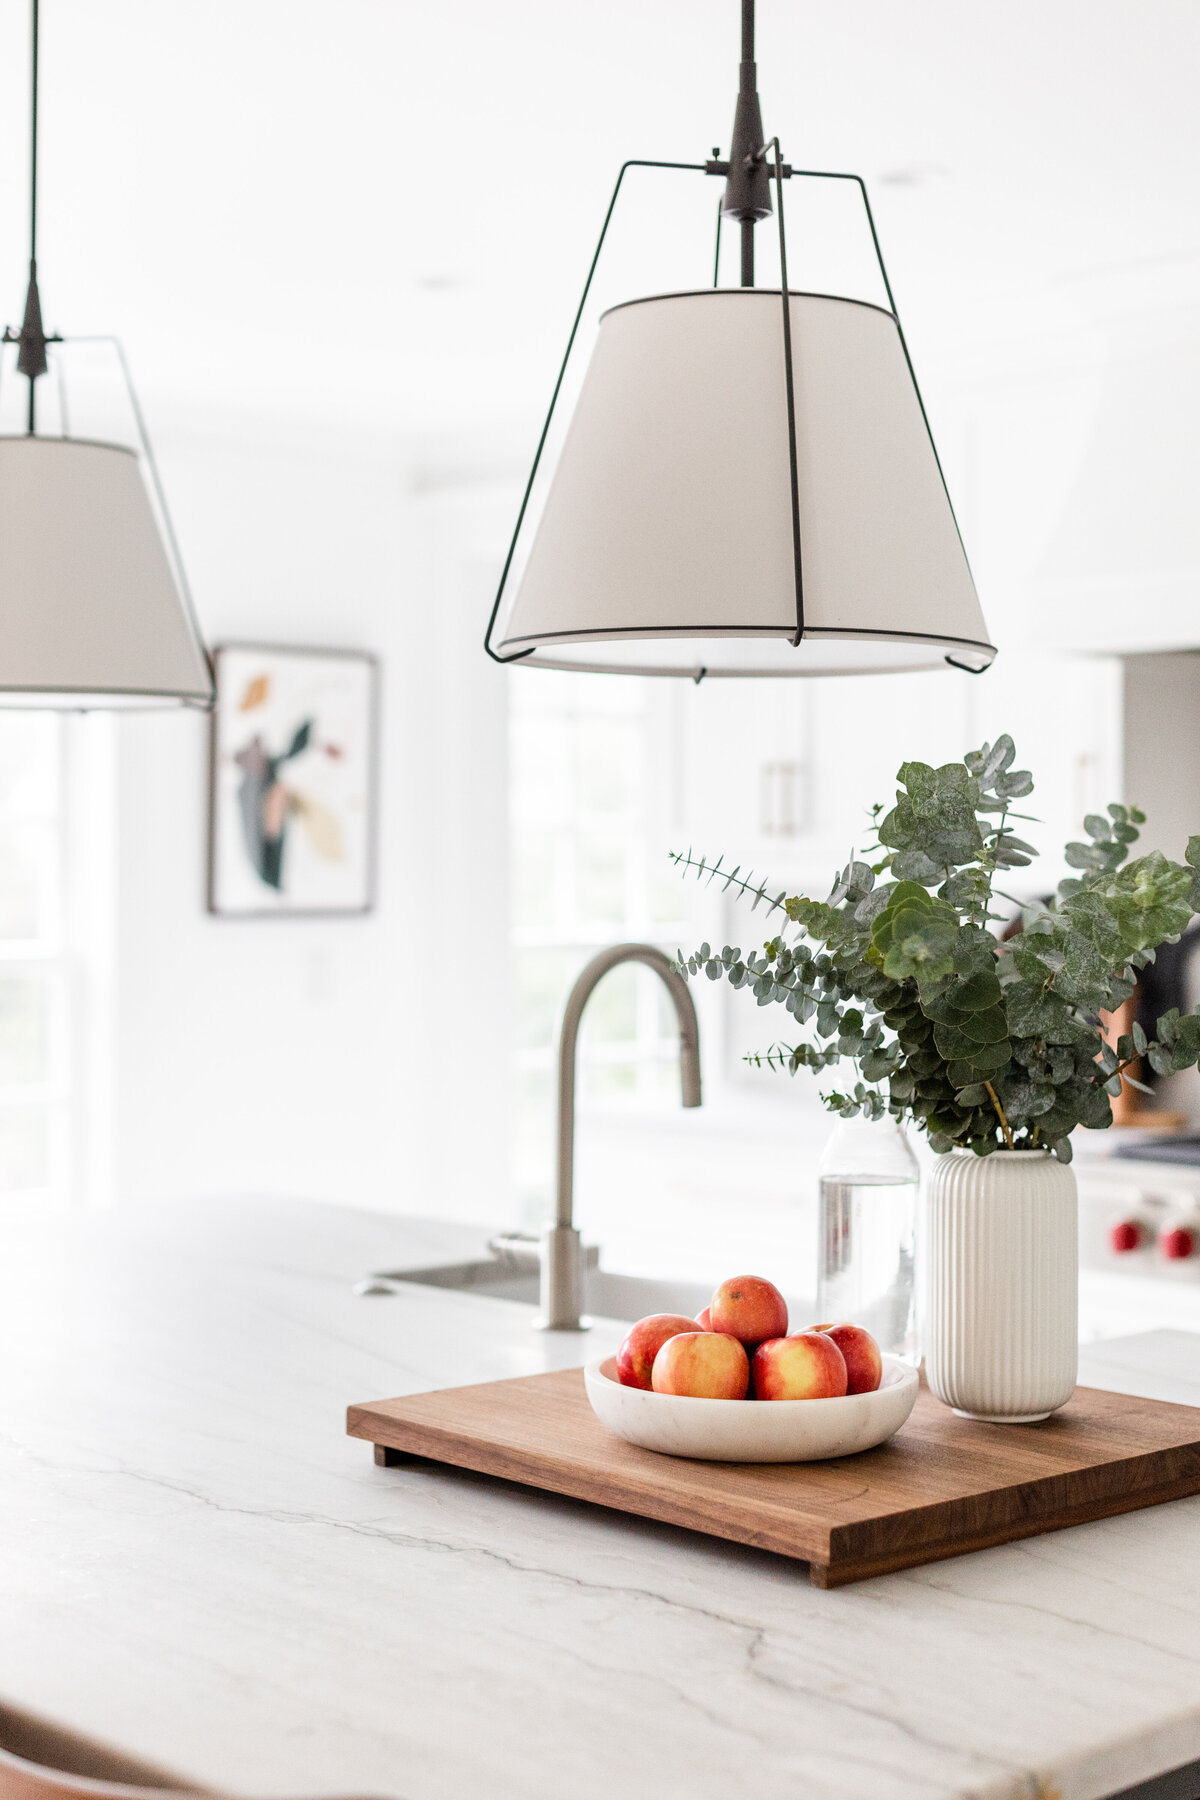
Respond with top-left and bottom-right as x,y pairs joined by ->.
0,1703 -> 374,1800
0,1704 -> 202,1800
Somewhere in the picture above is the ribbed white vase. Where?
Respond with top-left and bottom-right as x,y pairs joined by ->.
925,1148 -> 1077,1423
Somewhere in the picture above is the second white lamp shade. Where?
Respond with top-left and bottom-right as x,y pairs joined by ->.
0,436 -> 212,707
497,289 -> 994,677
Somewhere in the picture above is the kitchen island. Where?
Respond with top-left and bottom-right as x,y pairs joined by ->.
5,1196 -> 1200,1800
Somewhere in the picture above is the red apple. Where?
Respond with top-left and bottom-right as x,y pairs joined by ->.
752,1331 -> 848,1401
709,1275 -> 788,1347
651,1331 -> 749,1399
616,1314 -> 700,1390
813,1322 -> 882,1394
1162,1224 -> 1197,1260
695,1306 -> 713,1330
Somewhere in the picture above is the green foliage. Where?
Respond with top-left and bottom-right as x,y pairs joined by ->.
870,883 -> 960,982
671,737 -> 1200,1160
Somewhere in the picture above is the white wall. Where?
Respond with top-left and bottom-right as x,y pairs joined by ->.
105,411 -> 512,1218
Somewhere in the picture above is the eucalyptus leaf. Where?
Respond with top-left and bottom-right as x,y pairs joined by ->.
953,970 -> 1004,1011
994,769 -> 1034,798
892,849 -> 945,884
971,735 -> 1016,783
854,887 -> 892,926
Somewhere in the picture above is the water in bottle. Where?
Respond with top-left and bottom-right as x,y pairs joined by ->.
817,1116 -> 920,1362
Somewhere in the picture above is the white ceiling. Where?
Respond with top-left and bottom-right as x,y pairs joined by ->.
0,0 -> 1198,439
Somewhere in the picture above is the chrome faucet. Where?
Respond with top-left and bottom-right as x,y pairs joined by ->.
536,942 -> 702,1330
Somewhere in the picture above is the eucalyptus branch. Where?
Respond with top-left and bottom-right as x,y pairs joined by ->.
667,850 -> 789,918
672,738 -> 1200,1159
990,798 -> 1010,915
984,1081 -> 1016,1151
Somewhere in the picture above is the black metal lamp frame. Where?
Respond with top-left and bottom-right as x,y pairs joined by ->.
483,0 -> 979,680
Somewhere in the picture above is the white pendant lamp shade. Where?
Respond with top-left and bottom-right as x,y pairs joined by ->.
0,436 -> 212,707
496,290 -> 995,678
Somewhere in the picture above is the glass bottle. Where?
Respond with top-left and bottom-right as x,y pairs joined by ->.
816,1115 -> 920,1362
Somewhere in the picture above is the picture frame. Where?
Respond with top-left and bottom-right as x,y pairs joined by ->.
207,643 -> 379,918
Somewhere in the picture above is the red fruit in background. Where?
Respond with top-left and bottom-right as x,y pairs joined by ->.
813,1322 -> 882,1394
1109,1219 -> 1146,1254
651,1331 -> 749,1399
709,1275 -> 788,1347
1161,1225 -> 1197,1261
616,1314 -> 700,1390
695,1307 -> 713,1330
752,1331 -> 848,1401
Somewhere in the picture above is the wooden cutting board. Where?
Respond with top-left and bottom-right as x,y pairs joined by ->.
347,1369 -> 1200,1587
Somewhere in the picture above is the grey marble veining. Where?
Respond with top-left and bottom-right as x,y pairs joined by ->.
5,1197 -> 1200,1800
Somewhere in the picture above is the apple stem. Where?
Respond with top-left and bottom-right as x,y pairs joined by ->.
985,1081 -> 1016,1151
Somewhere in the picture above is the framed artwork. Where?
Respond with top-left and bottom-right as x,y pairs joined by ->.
207,643 -> 379,917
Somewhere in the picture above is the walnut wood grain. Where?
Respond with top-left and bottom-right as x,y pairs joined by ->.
348,1369 -> 1200,1587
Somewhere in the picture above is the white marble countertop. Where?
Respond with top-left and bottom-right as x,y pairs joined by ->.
7,1197 -> 1200,1800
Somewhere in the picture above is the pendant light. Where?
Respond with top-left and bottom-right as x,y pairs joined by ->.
0,0 -> 213,709
484,1 -> 995,682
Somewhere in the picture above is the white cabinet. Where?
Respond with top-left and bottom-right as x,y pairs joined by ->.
675,679 -> 811,881
672,650 -> 1121,903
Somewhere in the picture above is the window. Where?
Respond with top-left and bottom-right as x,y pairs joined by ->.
510,672 -> 689,1220
0,714 -> 71,1198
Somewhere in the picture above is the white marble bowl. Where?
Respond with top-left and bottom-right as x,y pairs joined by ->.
584,1353 -> 919,1462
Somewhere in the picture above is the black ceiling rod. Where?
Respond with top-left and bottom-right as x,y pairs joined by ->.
722,0 -> 772,287
5,0 -> 52,434
17,0 -> 48,429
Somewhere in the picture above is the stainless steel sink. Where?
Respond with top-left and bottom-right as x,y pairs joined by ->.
358,1258 -> 714,1322
356,1237 -> 811,1328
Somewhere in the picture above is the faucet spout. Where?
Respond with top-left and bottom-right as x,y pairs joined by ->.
537,943 -> 702,1331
